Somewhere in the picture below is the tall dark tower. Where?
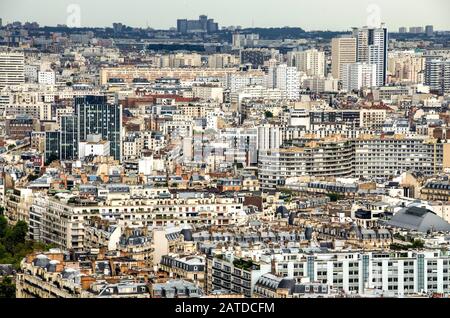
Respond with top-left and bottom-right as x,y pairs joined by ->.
75,95 -> 122,161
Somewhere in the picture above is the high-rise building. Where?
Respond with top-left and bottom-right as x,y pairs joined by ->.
409,26 -> 424,34
44,131 -> 60,164
425,25 -> 434,37
60,115 -> 79,161
232,33 -> 259,49
267,64 -> 300,100
341,62 -> 377,92
75,95 -> 122,161
398,27 -> 407,33
288,49 -> 325,77
352,24 -> 388,86
257,124 -> 282,151
0,51 -> 25,89
331,36 -> 357,80
425,58 -> 450,95
388,51 -> 425,84
177,19 -> 188,34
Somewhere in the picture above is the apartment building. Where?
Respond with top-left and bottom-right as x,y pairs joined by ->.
0,51 -> 25,90
421,180 -> 450,202
260,248 -> 450,296
31,191 -> 246,251
331,36 -> 357,80
100,67 -> 238,85
354,135 -> 445,179
160,254 -> 205,285
288,49 -> 325,77
258,138 -> 354,191
206,255 -> 271,297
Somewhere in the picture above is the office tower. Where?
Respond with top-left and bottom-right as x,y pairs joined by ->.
331,36 -> 357,79
288,49 -> 325,77
341,62 -> 377,92
352,24 -> 388,86
52,117 -> 72,162
44,131 -> 60,164
398,27 -> 407,33
60,115 -> 79,161
0,51 -> 25,89
75,95 -> 122,161
268,64 -> 300,100
425,58 -> 450,95
426,25 -> 434,37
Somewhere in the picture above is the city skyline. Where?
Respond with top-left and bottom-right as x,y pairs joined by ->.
1,0 -> 450,31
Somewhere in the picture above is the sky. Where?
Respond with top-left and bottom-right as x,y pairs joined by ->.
1,0 -> 449,31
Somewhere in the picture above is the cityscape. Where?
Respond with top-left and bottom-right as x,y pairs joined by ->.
1,0 -> 450,304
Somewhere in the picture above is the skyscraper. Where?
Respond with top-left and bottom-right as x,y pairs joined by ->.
352,24 -> 388,86
288,49 -> 325,77
44,131 -> 60,164
341,62 -> 377,92
425,25 -> 434,37
60,115 -> 79,161
0,51 -> 25,90
267,64 -> 300,100
331,36 -> 357,80
425,58 -> 450,95
75,95 -> 122,161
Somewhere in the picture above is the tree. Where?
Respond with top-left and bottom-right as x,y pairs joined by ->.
327,193 -> 344,202
3,221 -> 28,254
264,111 -> 273,119
0,277 -> 16,298
411,239 -> 424,249
0,216 -> 7,237
27,174 -> 40,182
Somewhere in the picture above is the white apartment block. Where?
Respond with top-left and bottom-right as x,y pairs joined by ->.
38,71 -> 56,85
31,190 -> 246,251
261,249 -> 450,296
288,49 -> 326,77
257,124 -> 282,151
354,135 -> 446,179
0,51 -> 25,90
268,64 -> 300,100
341,62 -> 377,92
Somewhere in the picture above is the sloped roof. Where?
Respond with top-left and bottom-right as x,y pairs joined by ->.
387,207 -> 450,233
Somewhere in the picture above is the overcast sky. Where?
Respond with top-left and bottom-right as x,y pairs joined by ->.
1,0 -> 449,31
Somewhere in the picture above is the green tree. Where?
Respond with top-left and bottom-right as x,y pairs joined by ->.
0,277 -> 16,298
3,221 -> 28,254
0,216 -> 7,237
327,193 -> 343,202
411,239 -> 424,248
264,111 -> 273,118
